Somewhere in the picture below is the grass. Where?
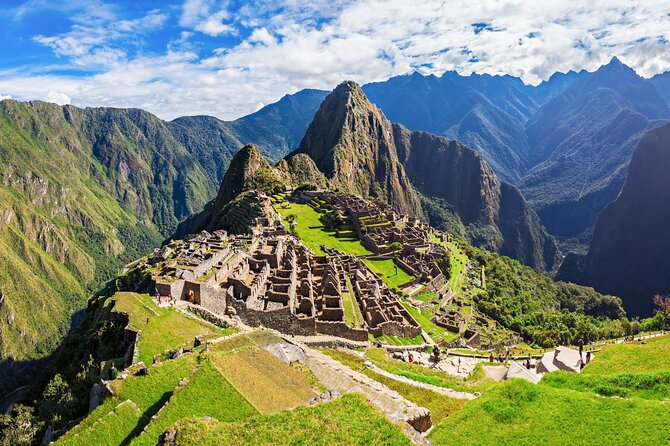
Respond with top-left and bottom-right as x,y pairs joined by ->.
400,302 -> 458,344
131,360 -> 257,446
112,292 -> 228,365
541,370 -> 670,401
321,349 -> 465,424
275,202 -> 372,256
174,393 -> 411,446
57,400 -> 142,446
56,354 -> 198,445
414,291 -> 436,302
374,334 -> 425,346
212,347 -> 317,414
341,276 -> 365,328
364,349 -> 484,392
429,379 -> 670,446
583,335 -> 670,375
363,259 -> 414,289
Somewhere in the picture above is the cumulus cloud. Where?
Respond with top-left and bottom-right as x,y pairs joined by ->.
44,90 -> 71,105
2,0 -> 670,120
0,94 -> 12,101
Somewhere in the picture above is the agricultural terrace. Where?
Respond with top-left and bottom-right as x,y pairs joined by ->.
174,394 -> 411,446
401,302 -> 458,344
212,347 -> 318,414
275,202 -> 372,256
111,292 -> 232,365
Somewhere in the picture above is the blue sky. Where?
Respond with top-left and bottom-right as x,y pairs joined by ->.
1,0 -> 669,120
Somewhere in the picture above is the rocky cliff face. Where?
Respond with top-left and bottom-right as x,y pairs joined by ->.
557,123 -> 670,316
291,81 -> 420,216
393,126 -> 559,272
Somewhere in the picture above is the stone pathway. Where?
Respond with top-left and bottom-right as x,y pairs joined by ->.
363,361 -> 477,400
297,342 -> 432,435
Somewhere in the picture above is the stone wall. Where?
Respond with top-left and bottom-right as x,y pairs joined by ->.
315,321 -> 369,342
186,305 -> 229,328
199,285 -> 228,316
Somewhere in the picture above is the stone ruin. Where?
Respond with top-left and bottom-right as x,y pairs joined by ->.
152,215 -> 420,342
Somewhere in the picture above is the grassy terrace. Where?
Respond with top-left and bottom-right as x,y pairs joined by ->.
275,202 -> 372,256
111,292 -> 232,365
429,379 -> 670,446
174,394 -> 411,446
363,258 -> 414,290
429,334 -> 670,446
131,360 -> 257,446
400,302 -> 458,344
212,347 -> 317,414
342,276 -> 365,328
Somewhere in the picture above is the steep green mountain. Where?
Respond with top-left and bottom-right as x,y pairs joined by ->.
520,58 -> 670,248
394,127 -> 559,271
558,123 -> 670,316
0,88 -> 326,396
285,81 -> 559,271
291,81 -> 421,216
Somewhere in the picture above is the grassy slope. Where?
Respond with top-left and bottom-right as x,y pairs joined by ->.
131,360 -> 257,446
174,393 -> 411,446
583,335 -> 670,375
111,292 -> 228,365
429,379 -> 670,446
276,202 -> 372,256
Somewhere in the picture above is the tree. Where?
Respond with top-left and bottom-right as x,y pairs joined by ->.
653,294 -> 670,330
0,405 -> 41,446
38,374 -> 78,427
284,214 -> 298,236
387,241 -> 403,253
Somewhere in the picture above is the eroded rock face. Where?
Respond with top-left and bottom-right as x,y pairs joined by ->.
393,125 -> 559,272
292,81 -> 420,216
558,123 -> 670,315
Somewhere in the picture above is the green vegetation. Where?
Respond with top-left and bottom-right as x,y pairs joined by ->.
414,290 -> 436,302
131,360 -> 257,446
58,400 -> 142,446
583,335 -> 670,375
174,393 -> 411,446
212,347 -> 316,414
111,292 -> 228,365
276,202 -> 371,256
429,379 -> 670,446
342,277 -> 365,328
400,303 -> 458,344
322,349 -> 465,424
363,259 -> 414,289
374,334 -> 425,346
461,242 -> 630,347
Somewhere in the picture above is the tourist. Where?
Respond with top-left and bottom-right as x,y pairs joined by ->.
188,289 -> 194,302
489,352 -> 494,362
586,351 -> 591,364
109,363 -> 118,380
577,338 -> 584,357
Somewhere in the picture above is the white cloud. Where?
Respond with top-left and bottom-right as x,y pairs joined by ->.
0,94 -> 11,101
44,90 -> 71,105
2,0 -> 670,120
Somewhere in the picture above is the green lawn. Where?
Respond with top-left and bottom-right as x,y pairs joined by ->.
174,393 -> 411,446
276,203 -> 372,256
374,334 -> 425,346
414,291 -> 436,302
112,292 -> 231,365
583,335 -> 670,375
400,302 -> 458,344
131,360 -> 257,446
447,242 -> 468,292
342,277 -> 365,328
429,379 -> 670,446
363,259 -> 414,290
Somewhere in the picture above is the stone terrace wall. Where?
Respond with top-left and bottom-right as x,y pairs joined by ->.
315,321 -> 369,342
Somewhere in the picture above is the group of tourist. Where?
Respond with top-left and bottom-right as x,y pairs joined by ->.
155,291 -> 178,306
